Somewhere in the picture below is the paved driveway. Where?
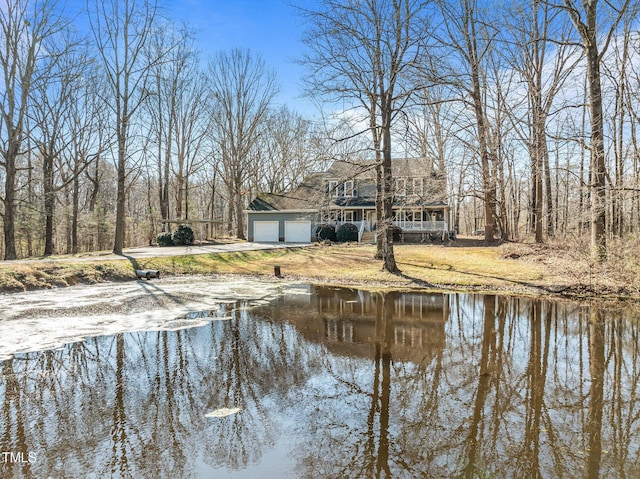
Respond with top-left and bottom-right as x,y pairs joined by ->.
8,242 -> 311,263
120,242 -> 311,258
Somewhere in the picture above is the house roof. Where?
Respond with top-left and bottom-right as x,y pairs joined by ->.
248,173 -> 325,211
248,159 -> 449,212
325,158 -> 440,179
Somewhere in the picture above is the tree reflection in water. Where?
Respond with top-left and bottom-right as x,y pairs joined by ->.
0,286 -> 639,478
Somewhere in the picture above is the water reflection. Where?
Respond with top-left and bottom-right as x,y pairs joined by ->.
268,287 -> 448,364
0,286 -> 639,478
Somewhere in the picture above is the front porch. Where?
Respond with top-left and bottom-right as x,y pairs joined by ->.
323,206 -> 451,243
332,219 -> 449,233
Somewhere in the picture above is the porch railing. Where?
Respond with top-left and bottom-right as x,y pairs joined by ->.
358,220 -> 366,242
330,220 -> 448,232
393,220 -> 447,232
333,220 -> 370,231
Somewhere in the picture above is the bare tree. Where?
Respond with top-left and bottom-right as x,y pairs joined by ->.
258,106 -> 314,194
173,72 -> 210,219
144,25 -> 197,231
30,31 -> 90,256
436,0 -> 500,242
87,0 -> 161,255
402,86 -> 454,177
502,1 -> 579,243
299,0 -> 429,272
605,19 -> 633,238
559,0 -> 633,259
207,48 -> 278,240
67,68 -> 111,253
172,68 -> 210,221
0,0 -> 67,259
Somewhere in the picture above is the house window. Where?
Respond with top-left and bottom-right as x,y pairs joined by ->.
328,181 -> 338,198
326,320 -> 338,341
342,322 -> 354,342
406,180 -> 414,196
343,211 -> 354,222
328,180 -> 353,197
395,178 -> 406,196
344,180 -> 354,197
413,178 -> 423,196
325,319 -> 353,342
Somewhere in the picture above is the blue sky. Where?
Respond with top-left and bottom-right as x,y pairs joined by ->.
165,0 -> 314,115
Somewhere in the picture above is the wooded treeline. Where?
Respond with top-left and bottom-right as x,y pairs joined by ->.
1,0 -> 639,262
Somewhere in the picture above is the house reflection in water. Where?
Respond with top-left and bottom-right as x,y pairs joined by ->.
264,285 -> 449,365
256,285 -> 450,477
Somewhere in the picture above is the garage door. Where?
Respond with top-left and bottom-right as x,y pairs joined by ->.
253,221 -> 279,242
285,221 -> 311,243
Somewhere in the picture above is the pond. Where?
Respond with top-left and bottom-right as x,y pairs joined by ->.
0,280 -> 639,478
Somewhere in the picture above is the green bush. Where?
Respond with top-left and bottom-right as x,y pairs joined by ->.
315,224 -> 337,242
337,223 -> 359,242
173,225 -> 195,245
157,232 -> 174,246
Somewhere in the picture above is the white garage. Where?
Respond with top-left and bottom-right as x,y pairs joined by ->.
253,221 -> 279,242
285,221 -> 311,243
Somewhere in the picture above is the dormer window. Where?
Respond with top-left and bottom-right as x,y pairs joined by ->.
406,179 -> 414,196
413,178 -> 423,196
328,180 -> 339,197
328,180 -> 355,198
344,180 -> 354,197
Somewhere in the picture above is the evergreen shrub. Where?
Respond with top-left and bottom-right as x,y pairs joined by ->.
173,225 -> 195,245
157,232 -> 174,246
337,223 -> 359,242
315,224 -> 337,242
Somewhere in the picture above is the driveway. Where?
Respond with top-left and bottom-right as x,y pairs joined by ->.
8,242 -> 311,263
120,242 -> 311,258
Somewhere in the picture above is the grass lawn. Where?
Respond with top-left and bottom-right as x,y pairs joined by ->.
1,239 -> 633,299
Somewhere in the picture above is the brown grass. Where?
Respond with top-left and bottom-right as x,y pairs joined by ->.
0,240 -> 637,299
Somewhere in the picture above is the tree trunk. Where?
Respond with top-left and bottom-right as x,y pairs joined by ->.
113,134 -> 127,255
381,122 -> 398,273
544,146 -> 553,237
210,170 -> 217,238
88,154 -> 100,214
370,110 -> 384,260
43,152 -> 55,256
497,150 -> 509,241
176,174 -> 184,220
586,43 -> 607,260
468,44 -> 495,241
227,189 -> 234,236
578,89 -> 587,234
72,167 -> 80,254
235,186 -> 245,240
26,148 -> 34,257
184,175 -> 189,220
531,99 -> 544,243
375,163 -> 384,259
3,144 -> 18,260
64,184 -> 72,254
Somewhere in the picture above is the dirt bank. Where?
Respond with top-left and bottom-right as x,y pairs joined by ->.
0,240 -> 638,301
